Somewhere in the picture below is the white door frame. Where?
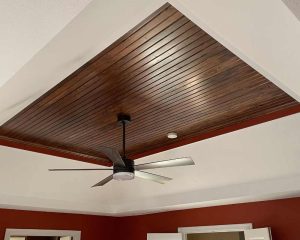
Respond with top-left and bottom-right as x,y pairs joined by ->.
4,229 -> 81,240
178,223 -> 253,240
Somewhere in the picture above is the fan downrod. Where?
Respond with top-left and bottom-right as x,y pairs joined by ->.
114,113 -> 133,181
117,113 -> 130,158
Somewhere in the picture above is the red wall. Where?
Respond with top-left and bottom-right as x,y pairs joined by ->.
1,198 -> 300,240
115,197 -> 300,240
0,208 -> 115,240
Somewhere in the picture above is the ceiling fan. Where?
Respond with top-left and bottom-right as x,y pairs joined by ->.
49,113 -> 195,187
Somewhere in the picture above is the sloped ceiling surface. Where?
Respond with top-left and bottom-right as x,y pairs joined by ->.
0,3 -> 298,165
0,0 -> 300,216
0,0 -> 93,87
0,113 -> 300,216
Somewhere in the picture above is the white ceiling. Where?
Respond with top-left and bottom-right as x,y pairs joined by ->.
0,0 -> 300,216
0,0 -> 93,88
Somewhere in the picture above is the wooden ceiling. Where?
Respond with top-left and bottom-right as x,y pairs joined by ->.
0,3 -> 299,165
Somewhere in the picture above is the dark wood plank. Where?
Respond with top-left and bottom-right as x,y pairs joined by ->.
0,3 -> 299,165
7,35 -> 221,139
20,41 -> 224,140
3,4 -> 179,129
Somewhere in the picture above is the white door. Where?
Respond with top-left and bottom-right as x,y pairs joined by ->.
244,228 -> 272,240
147,233 -> 182,240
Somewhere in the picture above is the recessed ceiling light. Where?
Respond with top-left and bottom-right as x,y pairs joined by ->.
167,132 -> 178,139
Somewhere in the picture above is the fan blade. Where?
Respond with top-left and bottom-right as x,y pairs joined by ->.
98,146 -> 125,167
92,174 -> 114,187
49,168 -> 112,171
135,171 -> 172,184
135,157 -> 194,170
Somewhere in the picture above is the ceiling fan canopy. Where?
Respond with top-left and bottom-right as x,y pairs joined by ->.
49,113 -> 195,187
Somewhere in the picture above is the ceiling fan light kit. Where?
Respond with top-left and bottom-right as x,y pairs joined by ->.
49,114 -> 195,187
113,172 -> 134,181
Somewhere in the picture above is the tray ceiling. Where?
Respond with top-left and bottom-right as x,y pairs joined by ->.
0,3 -> 299,165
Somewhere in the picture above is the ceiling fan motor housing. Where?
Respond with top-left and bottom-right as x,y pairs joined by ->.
113,158 -> 134,181
49,111 -> 194,186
